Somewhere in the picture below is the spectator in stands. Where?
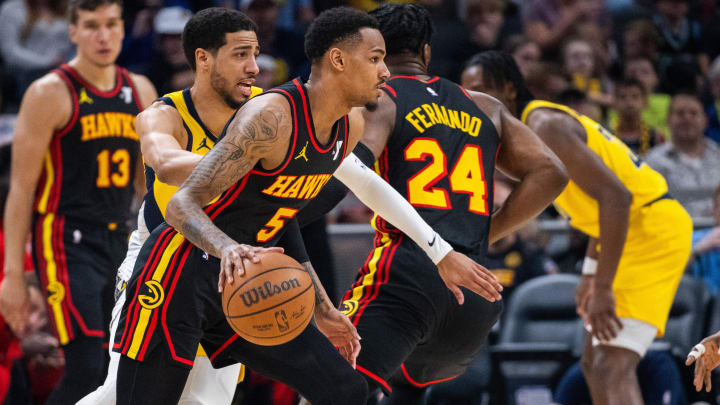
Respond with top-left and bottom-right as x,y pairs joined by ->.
503,35 -> 542,78
464,0 -> 506,51
624,56 -> 671,136
255,54 -> 277,90
623,19 -> 660,63
521,61 -> 569,102
610,79 -> 665,156
553,350 -> 688,405
689,186 -> 720,294
147,6 -> 192,95
244,0 -> 309,82
0,0 -> 72,96
522,0 -> 610,54
485,180 -> 554,302
705,56 -> 720,144
652,0 -> 709,77
646,93 -> 720,219
555,88 -> 602,123
562,37 -> 613,108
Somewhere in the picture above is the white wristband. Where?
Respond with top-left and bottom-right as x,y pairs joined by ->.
334,153 -> 453,264
582,257 -> 597,275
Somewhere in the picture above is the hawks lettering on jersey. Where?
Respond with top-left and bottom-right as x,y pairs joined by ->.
261,174 -> 333,199
80,112 -> 138,141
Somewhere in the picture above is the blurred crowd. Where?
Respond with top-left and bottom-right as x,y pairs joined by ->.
1,0 -> 720,403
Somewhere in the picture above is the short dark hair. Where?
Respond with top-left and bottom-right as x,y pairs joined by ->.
68,0 -> 122,24
304,7 -> 379,62
555,88 -> 588,106
615,78 -> 646,95
669,92 -> 702,112
182,8 -> 258,71
464,51 -> 534,117
368,3 -> 433,57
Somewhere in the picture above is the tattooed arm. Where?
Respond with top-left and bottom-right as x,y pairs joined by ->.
165,94 -> 290,291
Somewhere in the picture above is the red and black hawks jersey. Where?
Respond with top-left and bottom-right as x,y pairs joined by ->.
377,76 -> 499,256
34,64 -> 142,226
204,78 -> 348,246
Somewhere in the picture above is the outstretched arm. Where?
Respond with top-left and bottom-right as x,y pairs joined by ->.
165,95 -> 289,291
528,109 -> 631,342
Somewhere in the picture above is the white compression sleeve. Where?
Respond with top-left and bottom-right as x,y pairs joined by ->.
333,153 -> 452,264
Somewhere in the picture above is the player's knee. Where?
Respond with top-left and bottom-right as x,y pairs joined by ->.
580,352 -> 593,380
591,348 -> 638,383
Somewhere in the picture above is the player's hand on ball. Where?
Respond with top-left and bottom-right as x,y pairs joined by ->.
0,272 -> 31,337
315,305 -> 361,368
686,331 -> 720,392
437,251 -> 502,305
218,244 -> 284,292
587,287 -> 622,342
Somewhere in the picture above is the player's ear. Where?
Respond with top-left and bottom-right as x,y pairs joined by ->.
328,48 -> 346,72
504,82 -> 517,104
196,48 -> 211,72
422,43 -> 431,67
69,24 -> 79,44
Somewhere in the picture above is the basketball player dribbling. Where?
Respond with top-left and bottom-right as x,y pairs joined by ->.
78,8 -> 267,404
113,7 -> 503,405
0,0 -> 157,402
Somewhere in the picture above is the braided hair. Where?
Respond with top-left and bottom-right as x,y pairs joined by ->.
369,3 -> 434,57
464,51 -> 534,117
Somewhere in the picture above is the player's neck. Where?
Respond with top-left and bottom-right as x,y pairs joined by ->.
68,56 -> 117,92
305,74 -> 351,142
386,56 -> 428,79
189,84 -> 237,136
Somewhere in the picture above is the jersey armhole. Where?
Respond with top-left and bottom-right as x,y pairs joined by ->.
50,69 -> 79,138
248,90 -> 298,176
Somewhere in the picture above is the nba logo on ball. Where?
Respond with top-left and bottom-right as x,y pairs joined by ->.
222,252 -> 315,346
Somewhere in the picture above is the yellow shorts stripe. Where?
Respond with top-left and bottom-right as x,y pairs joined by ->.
127,233 -> 186,359
36,152 -> 54,213
41,213 -> 69,344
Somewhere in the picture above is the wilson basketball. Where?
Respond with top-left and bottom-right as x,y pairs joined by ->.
222,252 -> 315,346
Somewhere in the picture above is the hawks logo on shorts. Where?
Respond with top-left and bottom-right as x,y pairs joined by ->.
138,280 -> 165,310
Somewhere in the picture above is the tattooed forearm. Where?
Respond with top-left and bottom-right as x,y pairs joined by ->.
165,105 -> 287,256
301,261 -> 333,313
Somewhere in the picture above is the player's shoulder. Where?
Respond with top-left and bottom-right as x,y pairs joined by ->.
126,71 -> 158,108
27,71 -> 71,101
242,91 -> 291,116
465,90 -> 504,126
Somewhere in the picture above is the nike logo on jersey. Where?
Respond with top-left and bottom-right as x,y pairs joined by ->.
426,87 -> 438,96
262,174 -> 333,199
120,86 -> 134,104
294,141 -> 309,162
428,234 -> 436,247
196,138 -> 211,151
79,88 -> 94,105
332,140 -> 343,160
405,103 -> 482,137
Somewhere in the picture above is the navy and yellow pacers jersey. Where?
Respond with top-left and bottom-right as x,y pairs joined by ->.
142,87 -> 263,232
376,76 -> 499,256
204,78 -> 348,245
34,64 -> 142,226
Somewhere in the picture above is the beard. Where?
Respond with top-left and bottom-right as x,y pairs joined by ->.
365,101 -> 379,111
210,67 -> 245,110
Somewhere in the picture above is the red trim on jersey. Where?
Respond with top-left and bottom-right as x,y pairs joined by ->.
33,221 -> 57,338
51,70 -> 80,138
208,174 -> 251,221
341,115 -> 349,158
50,138 -> 63,212
457,85 -> 472,100
51,217 -> 74,340
121,68 -> 144,112
356,365 -> 392,393
400,364 -> 459,387
120,227 -> 176,352
389,75 -> 439,84
293,79 -> 338,153
250,88 -> 298,176
137,240 -> 191,360
383,85 -> 397,98
60,64 -> 123,98
209,334 -> 239,363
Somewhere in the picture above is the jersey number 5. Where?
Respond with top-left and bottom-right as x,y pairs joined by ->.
257,207 -> 299,243
97,149 -> 130,188
405,138 -> 489,215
